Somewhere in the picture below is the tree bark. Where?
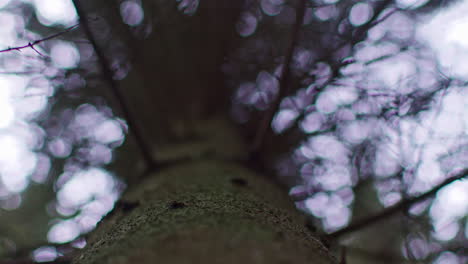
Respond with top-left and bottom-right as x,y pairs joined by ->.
73,153 -> 336,264
71,0 -> 337,263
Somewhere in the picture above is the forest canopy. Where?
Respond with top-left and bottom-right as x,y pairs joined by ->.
0,0 -> 466,263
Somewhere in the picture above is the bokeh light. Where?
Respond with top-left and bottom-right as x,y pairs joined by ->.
32,0 -> 77,26
349,2 -> 373,27
33,246 -> 58,263
120,0 -> 144,26
50,41 -> 80,69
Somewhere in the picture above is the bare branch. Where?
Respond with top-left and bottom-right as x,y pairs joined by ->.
251,0 -> 307,154
0,23 -> 80,54
71,0 -> 156,171
326,168 -> 468,240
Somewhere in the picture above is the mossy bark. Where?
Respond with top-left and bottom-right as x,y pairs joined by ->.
73,158 -> 337,264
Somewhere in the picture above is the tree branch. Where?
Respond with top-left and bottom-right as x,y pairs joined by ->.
71,0 -> 156,171
251,0 -> 307,154
326,168 -> 468,240
0,23 -> 80,55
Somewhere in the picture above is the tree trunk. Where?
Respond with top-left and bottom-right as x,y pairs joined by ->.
73,150 -> 336,264
71,0 -> 337,263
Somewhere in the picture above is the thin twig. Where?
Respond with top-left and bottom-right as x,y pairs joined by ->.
71,0 -> 156,170
0,24 -> 80,54
326,168 -> 468,240
251,0 -> 307,154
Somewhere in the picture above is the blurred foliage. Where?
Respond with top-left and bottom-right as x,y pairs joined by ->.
0,0 -> 466,263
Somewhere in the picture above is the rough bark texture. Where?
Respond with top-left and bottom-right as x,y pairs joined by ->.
73,156 -> 337,264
